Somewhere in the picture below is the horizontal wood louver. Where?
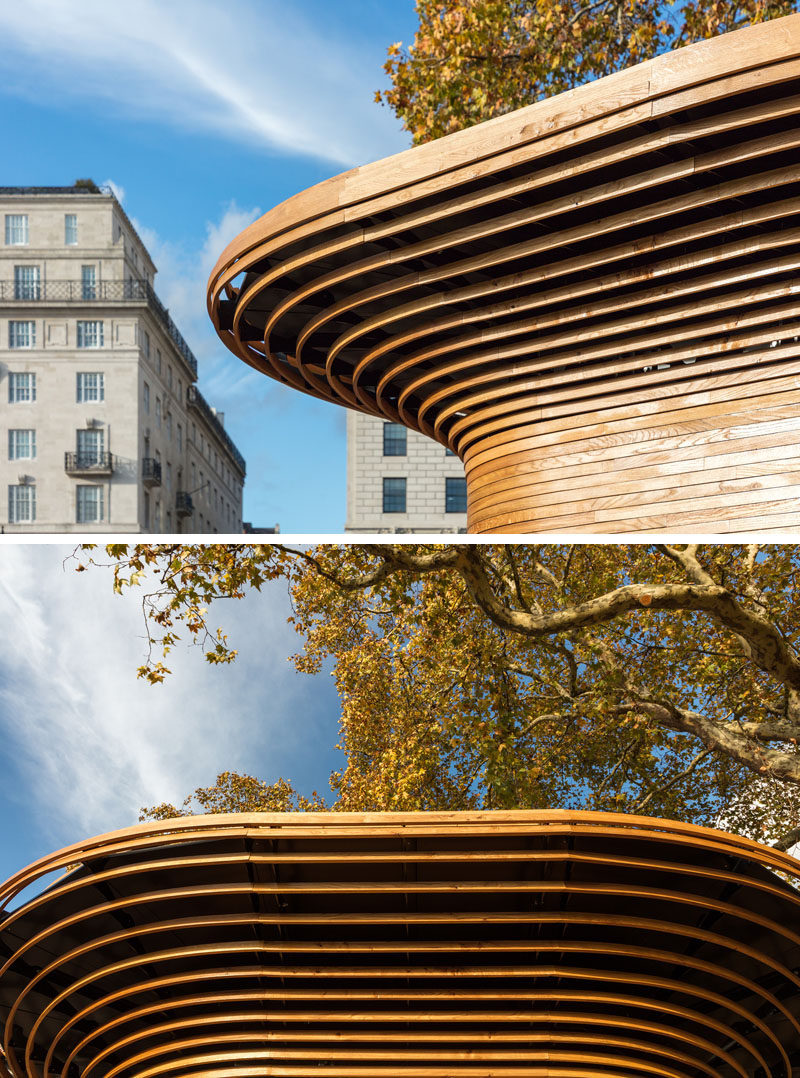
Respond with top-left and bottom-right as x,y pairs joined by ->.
207,13 -> 800,533
1,811 -> 799,1078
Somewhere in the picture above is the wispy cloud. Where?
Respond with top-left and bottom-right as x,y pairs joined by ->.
131,199 -> 264,396
0,0 -> 405,167
0,546 -> 340,848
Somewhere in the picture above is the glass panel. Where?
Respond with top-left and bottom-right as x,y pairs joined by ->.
76,428 -> 104,466
14,266 -> 40,300
9,373 -> 35,403
81,265 -> 96,300
5,215 -> 28,245
383,477 -> 406,513
383,423 -> 407,456
77,321 -> 103,348
8,321 -> 35,348
65,214 -> 78,245
445,477 -> 467,513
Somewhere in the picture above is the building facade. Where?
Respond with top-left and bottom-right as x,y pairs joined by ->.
1,182 -> 245,533
345,411 -> 467,533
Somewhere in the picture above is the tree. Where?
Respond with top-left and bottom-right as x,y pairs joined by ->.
84,544 -> 800,847
140,771 -> 326,821
376,0 -> 797,144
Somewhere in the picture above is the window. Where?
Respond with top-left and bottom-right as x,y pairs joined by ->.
383,477 -> 406,513
8,372 -> 35,403
65,214 -> 78,245
446,477 -> 467,513
143,491 -> 150,529
77,320 -> 103,348
168,366 -> 173,390
81,265 -> 96,300
191,461 -> 197,488
143,330 -> 151,359
383,422 -> 407,456
5,215 -> 28,246
76,372 -> 104,403
8,321 -> 35,348
143,381 -> 150,413
8,429 -> 35,460
154,499 -> 162,530
76,485 -> 104,523
166,462 -> 172,489
177,423 -> 183,452
155,396 -> 161,428
77,428 -> 104,466
8,484 -> 35,523
166,412 -> 172,441
156,348 -> 162,375
14,265 -> 40,300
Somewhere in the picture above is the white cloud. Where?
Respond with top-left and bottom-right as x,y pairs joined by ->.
0,0 -> 406,167
0,546 -> 339,847
101,178 -> 126,204
131,199 -> 263,392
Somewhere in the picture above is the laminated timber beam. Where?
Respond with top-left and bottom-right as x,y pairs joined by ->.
1,811 -> 800,1078
208,14 -> 800,533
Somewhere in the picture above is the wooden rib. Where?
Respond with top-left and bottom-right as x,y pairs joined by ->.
74,1019 -> 735,1078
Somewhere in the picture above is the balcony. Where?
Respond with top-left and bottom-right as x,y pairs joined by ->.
64,451 -> 113,476
141,457 -> 162,487
0,278 -> 198,378
175,491 -> 193,517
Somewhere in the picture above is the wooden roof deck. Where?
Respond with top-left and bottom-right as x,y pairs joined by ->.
208,15 -> 800,533
1,811 -> 799,1078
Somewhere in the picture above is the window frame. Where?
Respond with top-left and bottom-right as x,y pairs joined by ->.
76,320 -> 104,349
383,422 -> 407,456
8,320 -> 35,349
8,372 -> 36,403
382,476 -> 407,514
65,213 -> 78,246
8,483 -> 35,523
76,372 -> 105,403
5,215 -> 28,246
76,484 -> 104,524
445,476 -> 467,514
8,429 -> 36,460
13,265 -> 40,300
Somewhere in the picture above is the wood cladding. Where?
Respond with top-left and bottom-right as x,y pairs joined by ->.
1,811 -> 800,1078
208,14 -> 800,533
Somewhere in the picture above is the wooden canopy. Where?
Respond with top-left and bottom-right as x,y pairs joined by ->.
1,810 -> 799,1078
208,14 -> 800,533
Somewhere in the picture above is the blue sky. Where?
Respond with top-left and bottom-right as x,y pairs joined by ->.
0,0 -> 419,532
0,544 -> 342,886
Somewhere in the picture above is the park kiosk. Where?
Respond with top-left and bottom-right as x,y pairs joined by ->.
0,810 -> 799,1078
208,14 -> 800,533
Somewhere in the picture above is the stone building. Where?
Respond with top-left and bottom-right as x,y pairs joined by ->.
345,411 -> 467,533
0,181 -> 245,533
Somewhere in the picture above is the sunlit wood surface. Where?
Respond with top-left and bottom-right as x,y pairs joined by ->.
1,810 -> 799,1078
208,14 -> 800,533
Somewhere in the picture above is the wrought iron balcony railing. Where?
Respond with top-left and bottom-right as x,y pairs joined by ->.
64,451 -> 113,476
141,457 -> 162,486
175,491 -> 194,516
0,278 -> 198,378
